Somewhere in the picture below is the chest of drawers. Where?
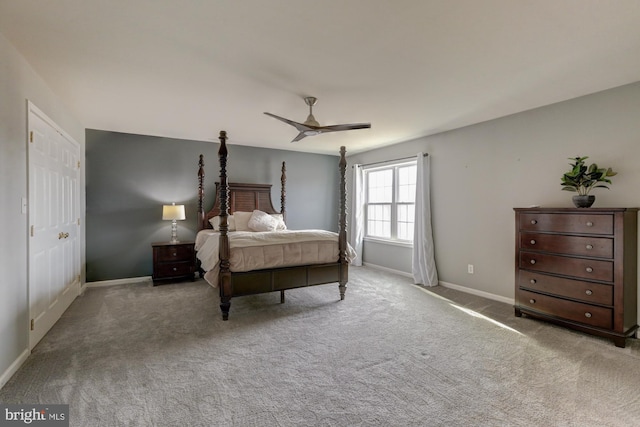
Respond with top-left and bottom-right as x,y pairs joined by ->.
514,208 -> 638,347
152,241 -> 196,284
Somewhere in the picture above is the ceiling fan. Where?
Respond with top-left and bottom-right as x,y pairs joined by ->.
264,96 -> 371,143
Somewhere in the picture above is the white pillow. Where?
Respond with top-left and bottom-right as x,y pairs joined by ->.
234,211 -> 253,231
270,213 -> 287,230
248,210 -> 280,232
208,215 -> 236,231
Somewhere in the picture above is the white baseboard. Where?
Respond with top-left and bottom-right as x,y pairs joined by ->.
438,280 -> 514,305
85,276 -> 152,288
362,262 -> 413,278
0,348 -> 29,390
362,263 -> 513,305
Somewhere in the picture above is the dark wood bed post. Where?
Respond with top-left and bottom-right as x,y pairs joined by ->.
197,154 -> 205,230
338,146 -> 348,300
281,161 -> 286,222
217,130 -> 232,320
279,161 -> 287,304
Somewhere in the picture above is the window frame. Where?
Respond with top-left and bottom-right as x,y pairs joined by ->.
363,159 -> 416,246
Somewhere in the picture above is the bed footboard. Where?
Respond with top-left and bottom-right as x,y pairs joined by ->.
217,262 -> 346,319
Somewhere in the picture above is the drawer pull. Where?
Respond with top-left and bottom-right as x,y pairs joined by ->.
585,267 -> 593,273
584,312 -> 592,318
586,221 -> 593,227
530,279 -> 537,285
530,219 -> 537,225
585,244 -> 593,250
585,289 -> 593,296
530,259 -> 536,265
172,252 -> 177,257
529,299 -> 536,304
530,239 -> 536,245
173,267 -> 177,271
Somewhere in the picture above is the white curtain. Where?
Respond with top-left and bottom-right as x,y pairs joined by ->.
349,164 -> 364,266
412,153 -> 438,286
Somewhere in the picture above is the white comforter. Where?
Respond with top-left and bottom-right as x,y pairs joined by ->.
195,229 -> 356,287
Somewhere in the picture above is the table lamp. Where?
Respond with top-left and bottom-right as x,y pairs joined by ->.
162,203 -> 186,243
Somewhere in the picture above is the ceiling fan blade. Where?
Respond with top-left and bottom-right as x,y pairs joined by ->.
318,123 -> 371,133
264,112 -> 311,133
291,132 -> 308,143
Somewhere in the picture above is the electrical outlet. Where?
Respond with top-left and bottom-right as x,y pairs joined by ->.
467,264 -> 474,274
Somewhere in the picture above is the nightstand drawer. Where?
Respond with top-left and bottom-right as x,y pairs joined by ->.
156,244 -> 194,262
155,261 -> 194,278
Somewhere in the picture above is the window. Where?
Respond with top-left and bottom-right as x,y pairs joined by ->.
364,161 -> 416,243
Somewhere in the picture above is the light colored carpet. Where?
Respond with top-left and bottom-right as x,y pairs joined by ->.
1,266 -> 639,426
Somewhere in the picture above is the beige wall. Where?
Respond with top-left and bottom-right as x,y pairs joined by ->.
349,82 -> 640,308
0,32 -> 84,387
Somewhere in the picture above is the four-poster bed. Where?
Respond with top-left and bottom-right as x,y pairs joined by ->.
196,130 -> 353,320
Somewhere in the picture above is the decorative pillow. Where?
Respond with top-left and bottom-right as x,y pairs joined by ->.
234,211 -> 253,231
270,213 -> 287,230
208,215 -> 236,231
248,210 -> 280,232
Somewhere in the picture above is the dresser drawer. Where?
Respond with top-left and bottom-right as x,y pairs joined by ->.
518,270 -> 613,306
518,289 -> 612,329
519,251 -> 613,282
156,244 -> 194,262
519,213 -> 613,235
520,233 -> 613,258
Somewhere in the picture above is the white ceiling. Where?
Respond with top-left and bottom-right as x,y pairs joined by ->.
1,1 -> 640,155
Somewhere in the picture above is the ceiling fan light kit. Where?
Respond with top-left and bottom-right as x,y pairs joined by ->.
264,96 -> 371,142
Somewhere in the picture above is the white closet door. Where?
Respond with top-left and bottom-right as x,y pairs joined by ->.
28,104 -> 81,349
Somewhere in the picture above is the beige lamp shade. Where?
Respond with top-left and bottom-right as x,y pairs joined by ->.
162,204 -> 186,221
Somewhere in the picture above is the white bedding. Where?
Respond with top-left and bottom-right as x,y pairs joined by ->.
195,229 -> 356,287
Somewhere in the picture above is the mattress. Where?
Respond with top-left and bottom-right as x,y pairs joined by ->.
195,230 -> 356,287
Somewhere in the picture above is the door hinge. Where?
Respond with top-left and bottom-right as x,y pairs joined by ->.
29,131 -> 34,143
30,225 -> 34,237
30,319 -> 34,331
77,160 -> 81,169
77,218 -> 80,226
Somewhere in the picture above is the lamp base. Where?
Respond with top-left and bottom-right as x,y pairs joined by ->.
169,220 -> 179,243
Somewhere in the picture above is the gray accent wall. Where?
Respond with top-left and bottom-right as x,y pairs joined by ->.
348,81 -> 640,308
0,33 -> 85,387
86,130 -> 341,282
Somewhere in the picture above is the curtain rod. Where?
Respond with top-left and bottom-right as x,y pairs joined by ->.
354,153 -> 428,168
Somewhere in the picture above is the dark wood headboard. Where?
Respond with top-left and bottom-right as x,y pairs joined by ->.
197,154 -> 286,230
204,182 -> 279,229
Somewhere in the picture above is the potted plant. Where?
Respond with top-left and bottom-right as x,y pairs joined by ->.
561,156 -> 616,208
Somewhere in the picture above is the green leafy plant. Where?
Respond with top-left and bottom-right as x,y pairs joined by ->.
561,156 -> 616,196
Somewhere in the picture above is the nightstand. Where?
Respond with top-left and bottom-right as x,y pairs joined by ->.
152,241 -> 196,285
